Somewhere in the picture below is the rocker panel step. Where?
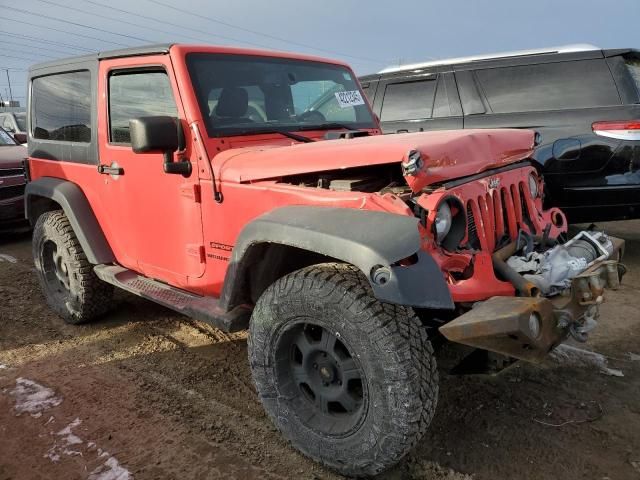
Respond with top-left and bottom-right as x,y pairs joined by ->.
94,265 -> 250,332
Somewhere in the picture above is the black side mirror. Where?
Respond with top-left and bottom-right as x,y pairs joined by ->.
12,132 -> 27,144
129,116 -> 191,176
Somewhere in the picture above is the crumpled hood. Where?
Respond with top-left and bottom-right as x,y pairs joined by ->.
216,129 -> 535,192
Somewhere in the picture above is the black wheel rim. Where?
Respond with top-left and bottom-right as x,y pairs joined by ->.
275,321 -> 366,436
41,240 -> 70,298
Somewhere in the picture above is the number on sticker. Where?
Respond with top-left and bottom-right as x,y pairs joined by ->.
335,90 -> 365,108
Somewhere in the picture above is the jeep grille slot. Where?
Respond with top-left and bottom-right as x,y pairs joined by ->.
467,180 -> 535,252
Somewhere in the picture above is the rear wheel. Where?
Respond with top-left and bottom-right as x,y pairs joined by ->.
248,263 -> 438,477
33,210 -> 113,324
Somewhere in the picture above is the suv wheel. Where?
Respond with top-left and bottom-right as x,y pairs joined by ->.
33,210 -> 113,324
248,263 -> 438,477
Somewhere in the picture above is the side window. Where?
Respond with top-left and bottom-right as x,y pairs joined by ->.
433,74 -> 462,118
32,70 -> 92,142
2,116 -> 12,130
109,70 -> 178,144
360,83 -> 371,101
475,60 -> 621,113
380,79 -> 436,122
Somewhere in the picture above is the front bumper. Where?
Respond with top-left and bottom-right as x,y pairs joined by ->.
0,194 -> 25,223
439,236 -> 625,362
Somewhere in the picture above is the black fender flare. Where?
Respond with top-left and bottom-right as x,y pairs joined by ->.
220,206 -> 454,311
24,177 -> 115,265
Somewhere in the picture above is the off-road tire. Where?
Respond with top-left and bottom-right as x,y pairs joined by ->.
33,210 -> 113,324
248,263 -> 438,477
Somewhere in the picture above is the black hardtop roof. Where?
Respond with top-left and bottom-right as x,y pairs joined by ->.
359,47 -> 639,81
29,43 -> 173,74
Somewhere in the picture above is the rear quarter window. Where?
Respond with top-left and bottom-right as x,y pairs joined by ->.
31,70 -> 92,142
625,57 -> 640,95
475,59 -> 621,113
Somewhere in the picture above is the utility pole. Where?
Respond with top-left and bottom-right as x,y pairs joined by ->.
5,69 -> 13,103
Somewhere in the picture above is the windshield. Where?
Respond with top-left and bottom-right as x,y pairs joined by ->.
186,53 -> 376,137
0,127 -> 17,145
14,113 -> 26,131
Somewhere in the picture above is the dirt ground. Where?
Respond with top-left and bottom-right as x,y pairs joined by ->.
1,221 -> 639,480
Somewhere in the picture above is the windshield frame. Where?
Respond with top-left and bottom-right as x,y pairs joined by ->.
185,52 -> 377,138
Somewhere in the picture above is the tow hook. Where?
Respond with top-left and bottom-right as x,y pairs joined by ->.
563,305 -> 599,343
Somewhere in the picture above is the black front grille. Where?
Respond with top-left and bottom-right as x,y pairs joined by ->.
0,184 -> 25,201
0,168 -> 23,177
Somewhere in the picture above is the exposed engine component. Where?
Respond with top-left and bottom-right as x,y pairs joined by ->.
280,164 -> 412,196
506,230 -> 614,296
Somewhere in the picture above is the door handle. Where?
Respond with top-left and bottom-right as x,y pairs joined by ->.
97,164 -> 124,176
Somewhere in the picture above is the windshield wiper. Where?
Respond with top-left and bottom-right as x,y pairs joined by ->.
232,128 -> 314,143
298,123 -> 360,131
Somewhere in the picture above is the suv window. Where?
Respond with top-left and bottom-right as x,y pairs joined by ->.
380,79 -> 436,121
475,60 -> 620,113
109,70 -> 178,144
2,116 -> 13,130
32,70 -> 92,142
625,57 -> 640,95
14,113 -> 26,131
0,128 -> 16,145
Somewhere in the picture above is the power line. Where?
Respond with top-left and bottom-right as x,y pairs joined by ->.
84,0 -> 270,49
0,38 -> 84,57
0,48 -> 56,60
7,6 -> 154,44
0,31 -> 94,53
146,0 -> 386,64
30,0 -> 233,47
1,16 -> 130,47
0,53 -> 51,62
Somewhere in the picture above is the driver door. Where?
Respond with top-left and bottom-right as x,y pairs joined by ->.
97,56 -> 205,288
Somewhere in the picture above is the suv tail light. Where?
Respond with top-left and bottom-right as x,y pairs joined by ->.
592,120 -> 640,140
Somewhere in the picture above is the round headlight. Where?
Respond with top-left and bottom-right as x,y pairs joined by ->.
528,173 -> 539,198
435,202 -> 452,243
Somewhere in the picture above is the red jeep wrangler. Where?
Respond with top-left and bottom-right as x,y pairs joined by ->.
24,44 -> 625,476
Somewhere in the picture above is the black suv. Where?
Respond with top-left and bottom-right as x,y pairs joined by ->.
359,45 -> 640,223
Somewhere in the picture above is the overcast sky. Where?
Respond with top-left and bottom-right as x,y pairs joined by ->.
0,0 -> 638,104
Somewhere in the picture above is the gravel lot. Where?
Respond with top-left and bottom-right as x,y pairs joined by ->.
1,221 -> 639,480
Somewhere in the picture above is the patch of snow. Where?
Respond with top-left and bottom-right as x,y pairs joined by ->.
46,418 -> 84,463
550,345 -> 624,377
88,456 -> 131,480
629,352 -> 640,362
44,451 -> 60,462
10,378 -> 62,414
0,364 -> 8,369
31,412 -> 42,418
45,416 -> 55,425
57,418 -> 83,445
0,254 -> 17,263
62,448 -> 82,457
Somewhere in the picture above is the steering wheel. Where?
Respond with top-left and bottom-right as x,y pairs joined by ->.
297,110 -> 326,123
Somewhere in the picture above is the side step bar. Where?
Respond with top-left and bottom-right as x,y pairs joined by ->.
94,265 -> 251,332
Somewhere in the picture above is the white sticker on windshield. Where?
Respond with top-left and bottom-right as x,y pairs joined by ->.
335,90 -> 365,108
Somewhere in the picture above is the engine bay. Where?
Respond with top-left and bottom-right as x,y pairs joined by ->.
278,164 -> 413,198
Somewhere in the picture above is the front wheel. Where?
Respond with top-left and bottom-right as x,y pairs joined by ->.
248,263 -> 438,477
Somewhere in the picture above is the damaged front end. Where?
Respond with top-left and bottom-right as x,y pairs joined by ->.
440,230 -> 626,362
